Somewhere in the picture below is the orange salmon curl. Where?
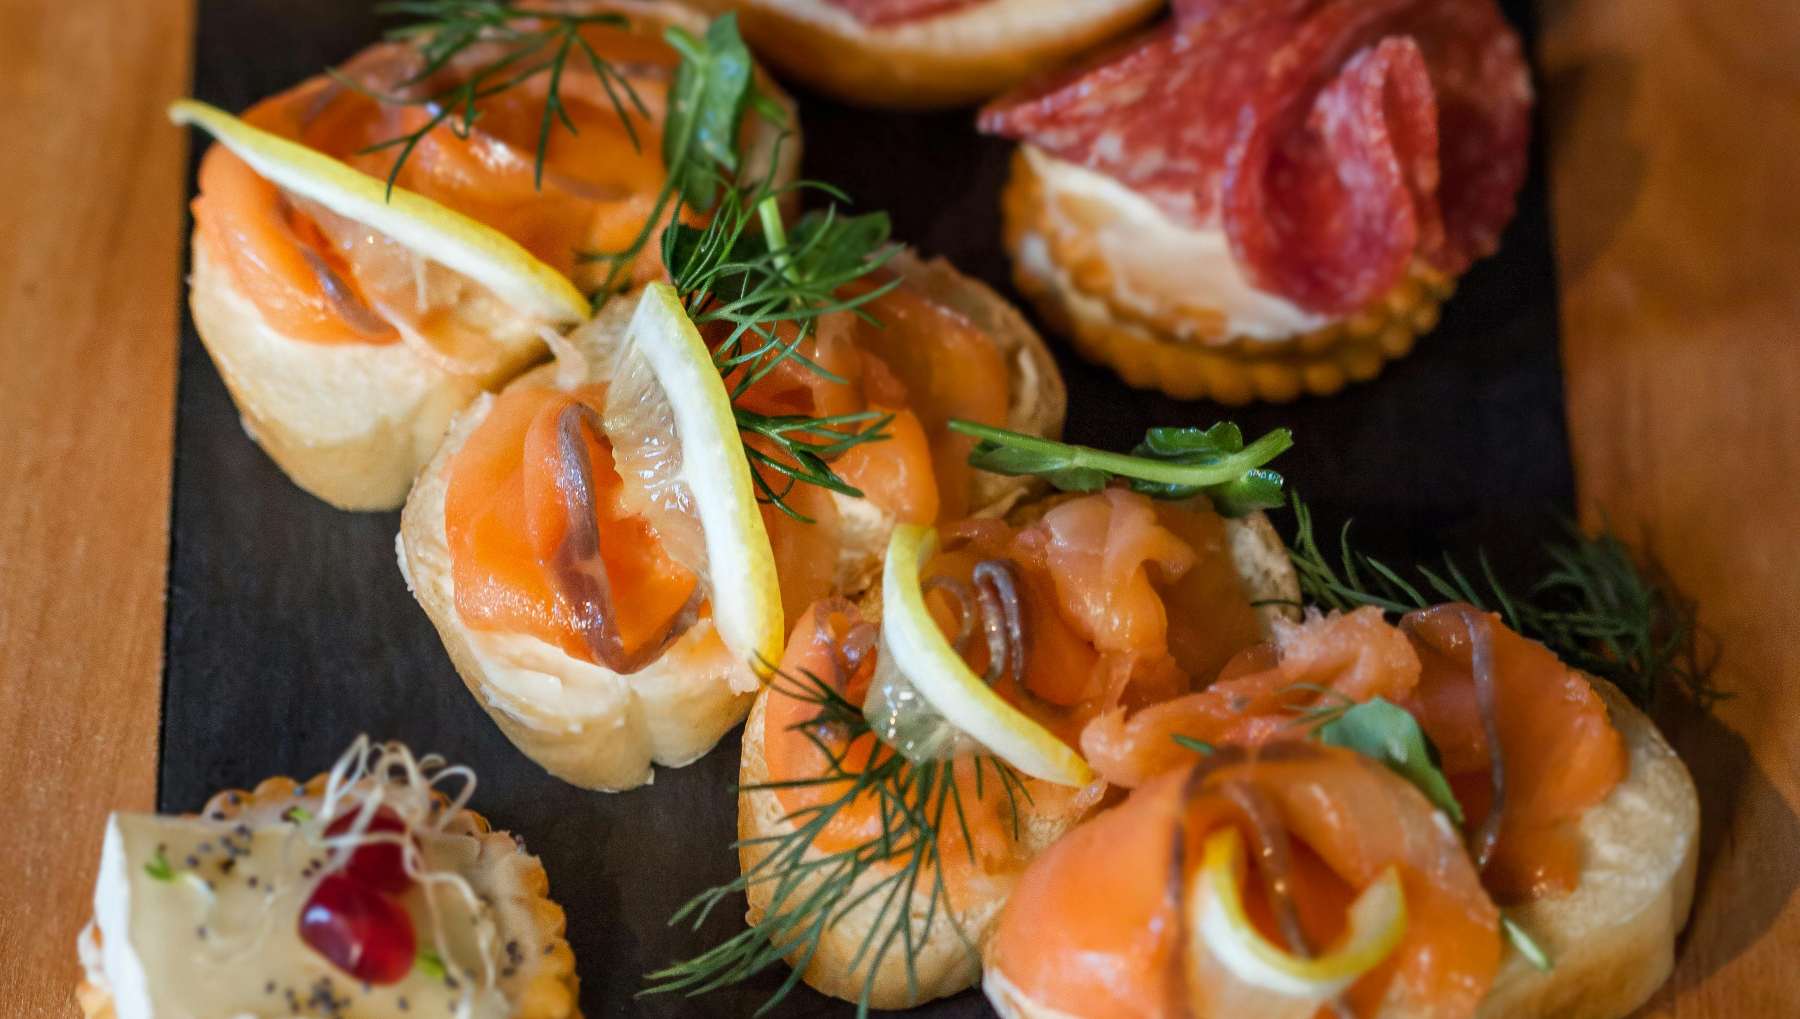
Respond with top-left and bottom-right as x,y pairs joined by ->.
1080,603 -> 1627,905
191,11 -> 694,347
987,744 -> 1503,1019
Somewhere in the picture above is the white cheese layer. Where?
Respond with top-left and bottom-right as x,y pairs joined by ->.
1023,146 -> 1331,342
89,809 -> 540,1019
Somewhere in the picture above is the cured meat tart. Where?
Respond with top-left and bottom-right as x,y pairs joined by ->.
981,0 -> 1533,403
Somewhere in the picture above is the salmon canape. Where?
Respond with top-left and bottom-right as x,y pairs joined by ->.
77,738 -> 579,1019
646,422 -> 1301,1011
172,2 -> 797,509
399,284 -> 783,791
983,603 -> 1700,1019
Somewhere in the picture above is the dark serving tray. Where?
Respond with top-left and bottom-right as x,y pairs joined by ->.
165,2 -> 1569,1015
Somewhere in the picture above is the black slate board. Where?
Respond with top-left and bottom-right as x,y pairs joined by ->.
165,3 -> 1570,1015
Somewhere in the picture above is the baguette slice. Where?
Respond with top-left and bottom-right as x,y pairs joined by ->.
981,678 -> 1700,1019
400,293 -> 771,793
684,0 -> 1161,108
736,504 -> 1301,1008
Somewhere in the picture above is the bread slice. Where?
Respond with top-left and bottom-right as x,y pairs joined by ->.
981,678 -> 1700,1019
819,248 -> 1068,599
684,0 -> 1162,108
398,298 -> 760,792
736,504 -> 1301,1009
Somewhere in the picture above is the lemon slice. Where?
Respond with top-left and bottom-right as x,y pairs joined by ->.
1186,827 -> 1406,1014
869,524 -> 1093,786
604,283 -> 784,673
168,98 -> 588,323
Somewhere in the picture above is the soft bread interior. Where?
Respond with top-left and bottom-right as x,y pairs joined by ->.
982,678 -> 1700,1019
684,0 -> 1162,108
397,302 -> 755,792
737,503 -> 1300,1009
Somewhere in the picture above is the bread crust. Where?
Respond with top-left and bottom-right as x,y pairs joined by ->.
398,300 -> 758,792
683,0 -> 1162,108
736,504 -> 1300,1009
76,771 -> 581,1019
1000,146 -> 1454,405
981,678 -> 1700,1019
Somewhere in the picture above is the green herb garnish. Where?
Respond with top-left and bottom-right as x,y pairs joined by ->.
1502,914 -> 1553,971
1315,698 -> 1464,823
951,421 -> 1292,518
664,180 -> 901,519
144,846 -> 176,882
643,666 -> 1027,1016
1286,496 -> 1720,711
415,946 -> 449,981
346,1 -> 650,197
1172,734 -> 1216,755
283,805 -> 314,824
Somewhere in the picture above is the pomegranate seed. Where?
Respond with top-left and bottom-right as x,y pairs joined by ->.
324,807 -> 414,894
298,874 -> 417,985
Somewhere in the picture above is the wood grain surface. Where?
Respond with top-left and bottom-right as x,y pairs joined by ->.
1541,0 -> 1800,1014
0,0 -> 1795,1017
0,0 -> 193,1015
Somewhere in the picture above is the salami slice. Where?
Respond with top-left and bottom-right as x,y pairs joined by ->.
824,0 -> 983,26
980,0 -> 1531,317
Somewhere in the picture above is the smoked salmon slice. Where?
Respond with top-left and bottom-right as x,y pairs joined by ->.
987,744 -> 1501,1019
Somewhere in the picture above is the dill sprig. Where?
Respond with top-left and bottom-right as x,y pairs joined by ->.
643,665 -> 1027,1016
662,163 -> 901,520
1285,496 -> 1721,711
346,1 -> 651,197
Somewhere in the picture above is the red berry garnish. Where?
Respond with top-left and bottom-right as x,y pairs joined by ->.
298,874 -> 417,985
324,807 -> 414,894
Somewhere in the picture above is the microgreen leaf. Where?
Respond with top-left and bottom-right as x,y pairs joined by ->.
415,946 -> 448,981
144,847 -> 176,882
283,805 -> 313,824
1314,698 -> 1464,824
950,421 -> 1292,517
662,15 -> 756,210
1502,914 -> 1553,971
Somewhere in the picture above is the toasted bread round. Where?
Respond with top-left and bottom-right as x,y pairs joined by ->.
398,298 -> 761,792
981,678 -> 1699,1019
186,2 -> 799,511
76,769 -> 580,1019
1000,145 -> 1454,405
737,504 -> 1301,1009
817,248 -> 1067,600
684,0 -> 1162,108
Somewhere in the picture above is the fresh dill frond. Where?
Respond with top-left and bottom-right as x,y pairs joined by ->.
1284,495 -> 1721,711
661,158 -> 901,519
346,1 -> 650,197
642,665 -> 1025,1016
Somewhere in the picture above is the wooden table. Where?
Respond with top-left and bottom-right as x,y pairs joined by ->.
0,0 -> 1792,1015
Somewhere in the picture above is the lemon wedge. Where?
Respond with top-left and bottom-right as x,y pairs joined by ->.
1185,827 -> 1406,1015
168,98 -> 588,323
604,283 -> 784,674
870,524 -> 1093,786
